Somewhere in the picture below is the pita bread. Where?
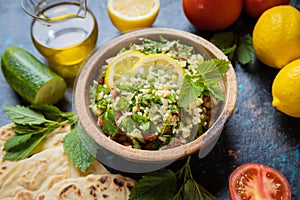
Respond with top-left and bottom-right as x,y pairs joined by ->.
44,174 -> 136,200
0,123 -> 110,200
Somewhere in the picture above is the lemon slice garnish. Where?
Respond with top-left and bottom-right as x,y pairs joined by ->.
131,53 -> 184,85
105,50 -> 145,88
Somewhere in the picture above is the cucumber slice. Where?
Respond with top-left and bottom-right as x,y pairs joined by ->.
1,46 -> 67,104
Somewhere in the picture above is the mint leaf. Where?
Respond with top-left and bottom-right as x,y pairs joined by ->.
3,133 -> 46,160
210,59 -> 230,76
197,184 -> 218,200
196,59 -> 230,76
29,104 -> 63,121
182,179 -> 218,200
30,104 -> 78,125
101,109 -> 119,136
3,105 -> 48,125
76,124 -> 98,158
183,178 -> 205,200
207,84 -> 225,101
222,45 -> 237,61
3,134 -> 32,150
210,32 -> 254,65
13,123 -> 59,135
63,126 -> 96,172
61,112 -> 78,126
210,32 -> 237,61
237,34 -> 255,65
174,157 -> 217,200
178,77 -> 201,107
13,124 -> 46,135
210,32 -> 235,49
129,169 -> 177,200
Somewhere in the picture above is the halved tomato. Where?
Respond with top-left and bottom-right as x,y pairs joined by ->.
229,163 -> 291,200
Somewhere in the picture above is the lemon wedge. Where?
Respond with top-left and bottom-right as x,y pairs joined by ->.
107,0 -> 160,32
105,50 -> 145,88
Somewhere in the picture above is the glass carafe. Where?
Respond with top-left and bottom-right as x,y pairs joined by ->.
21,0 -> 98,79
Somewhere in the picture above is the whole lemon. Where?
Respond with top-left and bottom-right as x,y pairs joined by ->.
253,5 -> 300,69
272,58 -> 300,117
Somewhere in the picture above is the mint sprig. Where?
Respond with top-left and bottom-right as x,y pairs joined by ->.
3,104 -> 97,173
2,104 -> 78,160
210,32 -> 254,65
129,156 -> 217,200
178,59 -> 230,107
129,169 -> 177,200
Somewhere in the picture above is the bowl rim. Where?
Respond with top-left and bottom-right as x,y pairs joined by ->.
74,27 -> 237,162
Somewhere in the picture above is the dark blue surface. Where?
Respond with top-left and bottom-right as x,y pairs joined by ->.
0,0 -> 299,199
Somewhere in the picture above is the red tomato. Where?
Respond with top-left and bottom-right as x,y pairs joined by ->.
243,0 -> 291,18
229,163 -> 291,200
182,0 -> 243,31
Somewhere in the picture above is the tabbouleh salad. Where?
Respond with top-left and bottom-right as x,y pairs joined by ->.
90,37 -> 230,150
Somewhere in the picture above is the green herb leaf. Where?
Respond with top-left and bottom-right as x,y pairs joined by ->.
173,157 -> 217,200
210,31 -> 254,65
129,169 -> 177,200
3,134 -> 32,150
76,124 -> 98,158
3,133 -> 46,160
178,77 -> 201,107
30,104 -> 78,125
210,32 -> 236,49
210,32 -> 237,61
196,59 -> 230,77
237,34 -> 255,65
101,109 -> 119,137
3,105 -> 48,125
183,178 -> 204,200
29,104 -> 63,121
13,124 -> 47,135
207,84 -> 225,101
196,184 -> 218,200
61,112 -> 78,126
63,126 -> 96,173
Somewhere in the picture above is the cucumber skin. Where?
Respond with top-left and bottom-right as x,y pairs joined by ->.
1,46 -> 66,104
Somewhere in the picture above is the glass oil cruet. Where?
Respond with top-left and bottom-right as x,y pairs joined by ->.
20,0 -> 98,79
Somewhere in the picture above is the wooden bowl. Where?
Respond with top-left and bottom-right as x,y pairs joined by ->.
74,28 -> 237,164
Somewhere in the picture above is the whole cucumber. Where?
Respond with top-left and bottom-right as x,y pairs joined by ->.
1,46 -> 67,104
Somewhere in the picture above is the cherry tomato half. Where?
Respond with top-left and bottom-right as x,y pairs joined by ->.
182,0 -> 243,31
229,163 -> 291,200
243,0 -> 291,18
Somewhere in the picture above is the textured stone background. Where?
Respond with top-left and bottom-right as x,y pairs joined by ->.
0,0 -> 299,199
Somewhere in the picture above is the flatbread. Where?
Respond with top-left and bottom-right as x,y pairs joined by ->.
44,174 -> 136,200
0,123 -> 111,200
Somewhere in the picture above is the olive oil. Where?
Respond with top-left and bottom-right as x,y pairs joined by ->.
31,3 -> 98,78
